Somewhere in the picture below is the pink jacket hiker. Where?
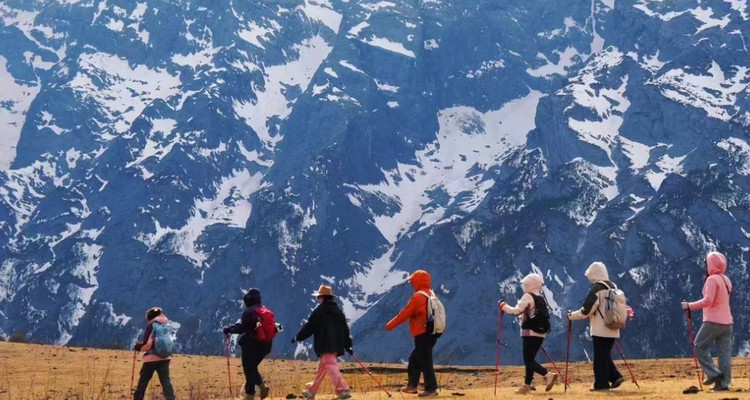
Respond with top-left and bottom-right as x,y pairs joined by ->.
140,314 -> 172,363
502,273 -> 546,338
688,252 -> 733,325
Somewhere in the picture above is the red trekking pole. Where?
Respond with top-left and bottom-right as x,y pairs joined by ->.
614,341 -> 640,389
130,350 -> 137,399
564,318 -> 571,394
224,335 -> 233,396
494,303 -> 504,396
349,351 -> 392,397
685,308 -> 703,390
540,346 -> 569,389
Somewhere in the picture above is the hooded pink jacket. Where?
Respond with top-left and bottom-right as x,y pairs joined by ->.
140,314 -> 172,363
688,252 -> 733,325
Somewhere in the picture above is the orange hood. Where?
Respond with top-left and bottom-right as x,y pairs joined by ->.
409,270 -> 432,292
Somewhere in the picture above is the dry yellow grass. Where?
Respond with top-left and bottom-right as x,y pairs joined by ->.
1,342 -> 748,399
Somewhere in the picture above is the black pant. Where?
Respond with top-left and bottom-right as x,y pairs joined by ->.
133,360 -> 175,400
241,340 -> 272,394
407,334 -> 438,392
592,337 -> 622,389
522,337 -> 548,385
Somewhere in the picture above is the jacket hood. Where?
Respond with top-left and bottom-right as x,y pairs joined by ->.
244,288 -> 262,307
149,314 -> 168,324
706,252 -> 727,275
409,270 -> 432,292
585,262 -> 609,283
521,273 -> 544,293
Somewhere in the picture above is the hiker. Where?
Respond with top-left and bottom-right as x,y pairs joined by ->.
567,262 -> 624,392
223,288 -> 274,399
133,307 -> 177,400
385,270 -> 440,397
292,284 -> 353,400
500,273 -> 558,394
681,251 -> 733,392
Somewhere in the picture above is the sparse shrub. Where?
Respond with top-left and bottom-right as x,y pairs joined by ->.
8,330 -> 28,343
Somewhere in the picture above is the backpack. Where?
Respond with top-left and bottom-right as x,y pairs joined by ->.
521,293 -> 551,334
152,322 -> 176,358
417,291 -> 446,336
254,306 -> 277,344
598,282 -> 628,330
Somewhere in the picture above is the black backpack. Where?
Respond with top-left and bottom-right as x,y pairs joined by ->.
521,293 -> 551,334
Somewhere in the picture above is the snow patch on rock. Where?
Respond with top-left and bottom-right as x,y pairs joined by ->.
347,90 -> 544,243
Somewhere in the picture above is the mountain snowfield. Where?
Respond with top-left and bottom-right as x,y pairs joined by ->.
0,0 -> 748,365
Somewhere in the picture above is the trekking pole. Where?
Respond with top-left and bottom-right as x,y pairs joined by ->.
540,346 -> 569,389
349,351 -> 392,397
130,350 -> 137,399
224,335 -> 233,396
494,304 -> 503,396
685,308 -> 703,390
564,318 -> 571,394
614,340 -> 640,389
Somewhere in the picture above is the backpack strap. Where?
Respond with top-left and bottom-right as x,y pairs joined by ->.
597,281 -> 617,290
417,290 -> 433,298
417,290 -> 433,320
594,282 -> 613,319
719,275 -> 731,298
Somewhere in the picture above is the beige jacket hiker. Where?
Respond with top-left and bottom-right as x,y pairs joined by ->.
568,262 -> 620,339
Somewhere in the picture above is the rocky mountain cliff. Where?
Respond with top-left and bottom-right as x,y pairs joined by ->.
0,0 -> 748,364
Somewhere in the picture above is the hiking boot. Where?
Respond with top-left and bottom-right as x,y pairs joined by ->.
610,376 -> 625,389
417,391 -> 438,397
709,385 -> 730,392
240,383 -> 253,399
515,385 -> 532,394
400,386 -> 418,394
589,387 -> 609,392
703,374 -> 723,386
544,373 -> 558,392
259,383 -> 270,399
301,390 -> 315,399
337,391 -> 353,399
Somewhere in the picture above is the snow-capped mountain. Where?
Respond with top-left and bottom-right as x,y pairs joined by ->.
0,0 -> 748,365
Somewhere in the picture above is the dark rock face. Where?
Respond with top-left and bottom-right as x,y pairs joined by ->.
0,0 -> 748,365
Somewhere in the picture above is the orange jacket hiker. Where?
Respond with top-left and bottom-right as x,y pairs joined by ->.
385,270 -> 432,337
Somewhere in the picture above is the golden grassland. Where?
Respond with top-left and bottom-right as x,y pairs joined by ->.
1,342 -> 749,399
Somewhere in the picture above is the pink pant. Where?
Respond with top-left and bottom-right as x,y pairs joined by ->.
308,353 -> 349,395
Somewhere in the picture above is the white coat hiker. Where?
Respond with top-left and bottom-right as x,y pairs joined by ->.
568,262 -> 624,391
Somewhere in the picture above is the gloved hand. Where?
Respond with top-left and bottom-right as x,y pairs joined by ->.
346,348 -> 353,355
222,327 -> 231,335
681,301 -> 690,310
566,311 -> 573,321
133,342 -> 143,351
499,301 -> 507,312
